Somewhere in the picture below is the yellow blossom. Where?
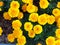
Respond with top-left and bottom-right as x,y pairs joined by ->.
52,8 -> 60,16
22,0 -> 33,4
0,27 -> 3,36
7,34 -> 15,42
26,4 -> 36,13
0,8 -> 2,11
55,29 -> 60,38
0,1 -> 4,6
24,22 -> 33,31
37,43 -> 42,45
38,13 -> 47,25
33,25 -> 43,34
46,36 -> 55,45
12,20 -> 22,29
39,0 -> 49,9
22,4 -> 27,12
17,35 -> 26,45
28,30 -> 35,38
3,12 -> 11,20
55,40 -> 60,45
47,15 -> 55,24
57,18 -> 60,28
13,29 -> 23,38
29,13 -> 38,22
8,8 -> 19,18
17,12 -> 23,19
57,2 -> 60,8
10,1 -> 20,9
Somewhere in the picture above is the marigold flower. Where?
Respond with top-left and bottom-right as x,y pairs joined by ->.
22,0 -> 33,4
0,27 -> 3,36
8,8 -> 19,18
55,29 -> 60,38
17,35 -> 26,45
3,12 -> 11,20
12,20 -> 22,29
38,13 -> 47,25
33,25 -> 43,34
47,15 -> 55,24
39,0 -> 49,9
17,12 -> 24,19
52,8 -> 60,16
22,4 -> 27,12
37,43 -> 42,45
24,22 -> 33,31
29,13 -> 38,22
7,34 -> 15,42
0,8 -> 2,11
13,29 -> 23,38
46,36 -> 55,45
26,4 -> 36,13
57,2 -> 60,8
28,30 -> 35,38
0,1 -> 4,6
57,18 -> 60,28
55,40 -> 60,45
10,1 -> 20,9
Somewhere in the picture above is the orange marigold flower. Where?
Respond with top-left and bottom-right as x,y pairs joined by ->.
0,27 -> 3,36
13,29 -> 23,38
17,12 -> 24,19
38,13 -> 47,25
8,8 -> 19,18
39,0 -> 49,9
0,1 -> 4,6
24,22 -> 33,31
17,35 -> 26,45
3,12 -> 11,20
12,20 -> 22,29
33,25 -> 43,34
47,15 -> 55,24
46,36 -> 55,45
29,13 -> 38,22
55,29 -> 60,38
7,34 -> 15,42
28,30 -> 35,38
10,1 -> 20,9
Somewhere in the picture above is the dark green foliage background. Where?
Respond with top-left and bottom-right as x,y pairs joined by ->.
0,0 -> 60,45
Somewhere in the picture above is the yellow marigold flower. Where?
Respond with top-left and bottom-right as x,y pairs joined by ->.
22,4 -> 27,12
0,1 -> 4,6
22,0 -> 33,4
33,25 -> 43,34
57,2 -> 60,8
3,12 -> 11,20
47,15 -> 55,24
13,29 -> 23,38
29,13 -> 38,22
52,8 -> 60,16
17,12 -> 23,19
57,18 -> 60,28
39,0 -> 49,9
8,8 -> 19,18
46,36 -> 55,45
12,20 -> 22,29
28,30 -> 35,38
36,43 -> 42,45
7,34 -> 15,42
0,27 -> 3,36
0,8 -> 1,11
55,29 -> 60,38
26,4 -> 36,13
55,40 -> 60,45
10,1 -> 20,9
24,22 -> 33,31
17,35 -> 26,45
38,13 -> 47,25
35,6 -> 38,12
